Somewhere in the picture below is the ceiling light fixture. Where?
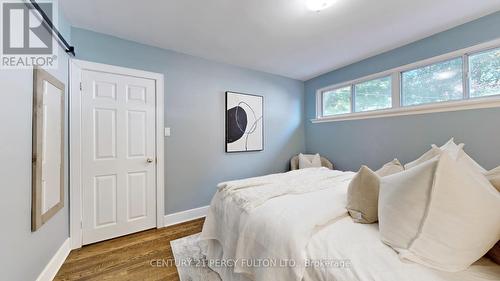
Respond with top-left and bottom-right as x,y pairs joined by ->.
306,0 -> 336,12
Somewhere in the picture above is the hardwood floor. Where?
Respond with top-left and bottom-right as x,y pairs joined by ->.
54,218 -> 205,281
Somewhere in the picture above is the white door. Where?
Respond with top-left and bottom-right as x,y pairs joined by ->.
81,70 -> 157,245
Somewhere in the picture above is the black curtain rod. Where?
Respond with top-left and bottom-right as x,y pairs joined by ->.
25,0 -> 75,56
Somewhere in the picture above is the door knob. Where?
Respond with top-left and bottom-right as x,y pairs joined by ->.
146,158 -> 154,163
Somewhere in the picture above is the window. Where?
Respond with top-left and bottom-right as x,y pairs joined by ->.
401,58 -> 463,106
322,86 -> 351,116
355,76 -> 392,112
320,77 -> 392,116
316,40 -> 500,121
469,47 -> 500,98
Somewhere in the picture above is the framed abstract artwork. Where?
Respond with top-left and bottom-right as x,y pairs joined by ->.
225,91 -> 263,153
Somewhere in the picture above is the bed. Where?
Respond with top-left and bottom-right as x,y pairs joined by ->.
200,167 -> 500,281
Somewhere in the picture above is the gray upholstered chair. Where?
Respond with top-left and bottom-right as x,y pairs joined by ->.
290,154 -> 334,170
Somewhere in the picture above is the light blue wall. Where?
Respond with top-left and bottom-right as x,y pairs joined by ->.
0,1 -> 71,280
304,11 -> 500,172
71,28 -> 305,214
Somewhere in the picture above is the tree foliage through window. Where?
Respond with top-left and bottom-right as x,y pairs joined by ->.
323,86 -> 351,116
355,76 -> 392,112
469,48 -> 500,98
402,58 -> 463,106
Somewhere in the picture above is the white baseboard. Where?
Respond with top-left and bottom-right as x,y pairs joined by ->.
36,238 -> 70,281
163,205 -> 209,227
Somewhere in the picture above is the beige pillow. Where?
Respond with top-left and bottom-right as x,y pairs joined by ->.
298,153 -> 321,169
346,166 -> 379,223
485,166 -> 500,192
377,159 -> 404,176
346,159 -> 404,224
379,152 -> 500,272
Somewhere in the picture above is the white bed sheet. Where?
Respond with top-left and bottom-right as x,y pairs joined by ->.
303,217 -> 500,281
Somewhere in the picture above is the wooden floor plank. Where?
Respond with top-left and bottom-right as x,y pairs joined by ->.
54,218 -> 204,281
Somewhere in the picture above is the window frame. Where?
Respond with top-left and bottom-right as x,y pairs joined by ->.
353,75 -> 393,113
314,38 -> 500,123
467,46 -> 500,99
321,85 -> 352,116
399,56 -> 465,107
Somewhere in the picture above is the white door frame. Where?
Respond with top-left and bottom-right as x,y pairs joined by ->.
69,59 -> 165,249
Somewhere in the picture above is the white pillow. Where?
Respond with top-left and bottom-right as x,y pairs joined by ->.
485,166 -> 500,192
404,138 -> 485,173
404,145 -> 441,170
298,153 -> 322,169
379,152 -> 500,272
440,138 -> 486,173
439,138 -> 464,159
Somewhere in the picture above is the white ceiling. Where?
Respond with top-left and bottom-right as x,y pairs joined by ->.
60,0 -> 500,81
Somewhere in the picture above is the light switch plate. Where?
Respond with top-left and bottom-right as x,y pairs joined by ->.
164,127 -> 171,137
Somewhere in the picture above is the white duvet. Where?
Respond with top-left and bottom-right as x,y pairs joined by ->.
217,167 -> 354,211
201,167 -> 355,281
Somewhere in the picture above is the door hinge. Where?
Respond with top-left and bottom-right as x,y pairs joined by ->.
79,82 -> 82,91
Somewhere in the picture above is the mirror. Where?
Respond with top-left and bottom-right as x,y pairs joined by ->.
32,68 -> 65,231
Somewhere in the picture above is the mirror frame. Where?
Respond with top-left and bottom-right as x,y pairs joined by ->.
32,67 -> 65,231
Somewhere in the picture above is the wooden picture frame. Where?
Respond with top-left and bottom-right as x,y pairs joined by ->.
32,68 -> 65,231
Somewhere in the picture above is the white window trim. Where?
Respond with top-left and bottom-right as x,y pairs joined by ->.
313,38 -> 500,123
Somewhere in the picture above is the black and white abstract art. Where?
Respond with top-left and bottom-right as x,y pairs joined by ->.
225,91 -> 263,152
